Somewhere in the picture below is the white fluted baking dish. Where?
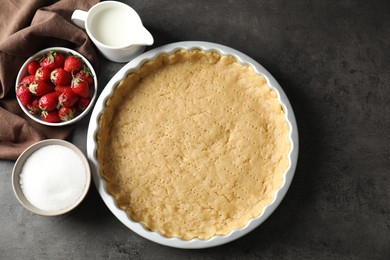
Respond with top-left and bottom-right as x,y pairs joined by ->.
87,41 -> 298,249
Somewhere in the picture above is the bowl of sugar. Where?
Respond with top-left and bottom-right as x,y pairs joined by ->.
12,139 -> 91,216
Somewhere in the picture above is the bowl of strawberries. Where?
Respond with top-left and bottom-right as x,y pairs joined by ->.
15,47 -> 97,126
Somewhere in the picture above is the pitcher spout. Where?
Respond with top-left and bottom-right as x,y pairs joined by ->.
131,26 -> 154,46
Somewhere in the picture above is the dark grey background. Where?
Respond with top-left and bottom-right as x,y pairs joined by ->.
1,0 -> 389,259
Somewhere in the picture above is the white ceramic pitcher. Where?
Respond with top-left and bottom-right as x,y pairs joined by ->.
71,1 -> 154,62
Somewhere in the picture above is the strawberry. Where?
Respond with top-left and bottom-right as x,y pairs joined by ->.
28,80 -> 54,96
64,55 -> 83,73
71,77 -> 89,98
27,61 -> 40,75
77,96 -> 90,111
41,110 -> 61,123
16,83 -> 32,107
59,88 -> 79,107
27,97 -> 40,115
35,67 -> 52,82
39,51 -> 65,70
75,66 -> 94,86
51,68 -> 71,85
20,75 -> 36,85
58,106 -> 78,121
54,85 -> 71,94
39,92 -> 60,111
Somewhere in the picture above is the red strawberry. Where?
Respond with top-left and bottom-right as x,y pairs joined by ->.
54,85 -> 71,94
16,83 -> 32,107
58,106 -> 78,121
77,96 -> 90,111
20,75 -> 36,85
59,88 -> 79,107
71,77 -> 89,98
39,92 -> 60,111
39,51 -> 65,70
64,55 -> 83,73
75,66 -> 94,86
27,97 -> 41,115
35,67 -> 52,82
27,61 -> 40,75
41,110 -> 61,123
28,80 -> 54,96
51,68 -> 71,85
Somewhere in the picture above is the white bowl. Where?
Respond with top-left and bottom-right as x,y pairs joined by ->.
87,41 -> 299,248
15,47 -> 98,126
12,139 -> 91,216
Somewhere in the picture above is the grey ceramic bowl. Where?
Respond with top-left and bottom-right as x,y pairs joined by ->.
12,139 -> 91,216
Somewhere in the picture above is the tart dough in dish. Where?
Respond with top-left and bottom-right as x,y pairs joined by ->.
97,49 -> 290,240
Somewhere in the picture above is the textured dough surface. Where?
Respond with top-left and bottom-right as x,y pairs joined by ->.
97,50 -> 290,240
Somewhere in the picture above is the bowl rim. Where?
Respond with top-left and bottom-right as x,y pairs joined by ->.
15,47 -> 98,126
86,41 -> 299,248
12,139 -> 91,216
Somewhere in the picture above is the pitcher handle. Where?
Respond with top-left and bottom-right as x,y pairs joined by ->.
71,10 -> 88,29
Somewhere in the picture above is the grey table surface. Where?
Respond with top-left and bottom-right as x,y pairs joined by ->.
1,0 -> 389,259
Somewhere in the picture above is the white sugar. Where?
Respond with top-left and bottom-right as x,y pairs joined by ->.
20,144 -> 87,212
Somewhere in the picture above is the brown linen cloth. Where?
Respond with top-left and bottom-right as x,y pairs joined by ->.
0,0 -> 99,160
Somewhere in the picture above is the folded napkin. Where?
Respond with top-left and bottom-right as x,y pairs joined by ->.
0,0 -> 99,160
